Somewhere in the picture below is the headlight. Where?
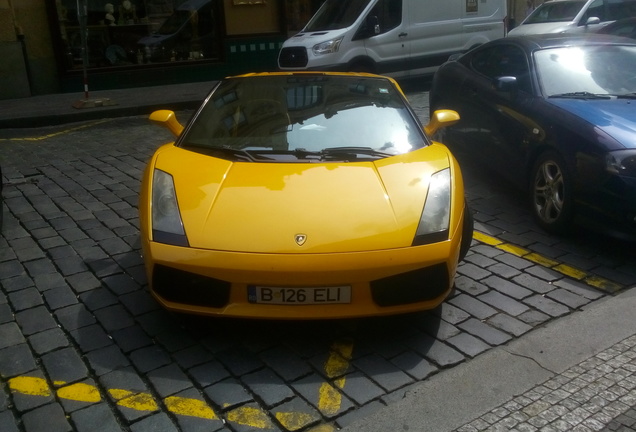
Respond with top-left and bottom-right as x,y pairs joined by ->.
151,169 -> 188,246
312,37 -> 343,56
606,150 -> 636,177
413,168 -> 451,245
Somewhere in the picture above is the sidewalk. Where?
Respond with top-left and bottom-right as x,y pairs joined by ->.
341,286 -> 636,432
0,81 -> 217,129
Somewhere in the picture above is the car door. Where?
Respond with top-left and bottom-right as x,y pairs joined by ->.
454,43 -> 541,185
358,0 -> 409,76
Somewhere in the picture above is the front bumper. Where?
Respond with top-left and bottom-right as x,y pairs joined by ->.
142,239 -> 460,319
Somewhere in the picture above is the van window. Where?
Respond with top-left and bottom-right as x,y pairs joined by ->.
368,0 -> 402,33
305,0 -> 373,31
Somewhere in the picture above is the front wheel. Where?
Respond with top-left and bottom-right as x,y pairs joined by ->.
529,151 -> 574,234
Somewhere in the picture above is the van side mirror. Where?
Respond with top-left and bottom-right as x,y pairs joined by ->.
150,110 -> 184,137
368,15 -> 380,34
424,109 -> 460,137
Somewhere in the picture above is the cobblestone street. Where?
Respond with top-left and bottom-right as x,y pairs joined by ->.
1,86 -> 636,432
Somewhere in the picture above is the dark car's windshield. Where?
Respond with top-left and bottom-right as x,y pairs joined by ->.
524,0 -> 586,23
304,0 -> 372,31
179,75 -> 426,162
535,45 -> 636,97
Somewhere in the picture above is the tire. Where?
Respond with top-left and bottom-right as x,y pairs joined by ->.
529,151 -> 574,234
459,202 -> 473,262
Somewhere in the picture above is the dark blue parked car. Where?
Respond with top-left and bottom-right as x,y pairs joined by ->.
429,34 -> 636,241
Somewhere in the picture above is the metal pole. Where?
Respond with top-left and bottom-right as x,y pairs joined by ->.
77,0 -> 89,100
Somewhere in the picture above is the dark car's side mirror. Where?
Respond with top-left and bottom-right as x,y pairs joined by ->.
494,76 -> 518,94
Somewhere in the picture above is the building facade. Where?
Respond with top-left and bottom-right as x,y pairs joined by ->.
0,0 -> 320,99
1,0 -> 529,100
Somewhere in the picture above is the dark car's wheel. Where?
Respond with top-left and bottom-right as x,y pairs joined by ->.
459,202 -> 474,261
530,151 -> 574,234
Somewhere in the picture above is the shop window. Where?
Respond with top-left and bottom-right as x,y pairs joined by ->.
54,0 -> 222,70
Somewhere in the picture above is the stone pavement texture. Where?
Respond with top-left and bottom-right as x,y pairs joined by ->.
1,79 -> 636,432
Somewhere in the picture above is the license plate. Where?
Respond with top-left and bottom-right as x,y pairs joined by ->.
248,285 -> 351,305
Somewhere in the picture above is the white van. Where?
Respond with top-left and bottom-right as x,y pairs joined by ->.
278,0 -> 507,77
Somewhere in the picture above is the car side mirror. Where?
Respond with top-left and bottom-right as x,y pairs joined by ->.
150,110 -> 184,137
494,76 -> 518,93
585,16 -> 601,26
424,109 -> 460,137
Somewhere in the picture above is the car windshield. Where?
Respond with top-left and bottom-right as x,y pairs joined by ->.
535,45 -> 636,97
179,75 -> 427,162
304,0 -> 372,31
524,0 -> 586,23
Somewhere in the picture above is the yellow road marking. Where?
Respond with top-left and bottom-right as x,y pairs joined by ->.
8,376 -> 50,396
0,119 -> 112,142
226,406 -> 274,429
164,396 -> 217,419
58,383 -> 101,403
318,339 -> 354,416
116,392 -> 159,412
275,411 -> 318,431
7,376 -> 322,430
473,231 -> 623,293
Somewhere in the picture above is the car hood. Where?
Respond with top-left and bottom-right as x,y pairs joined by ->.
508,22 -> 577,35
547,98 -> 636,150
152,144 -> 453,253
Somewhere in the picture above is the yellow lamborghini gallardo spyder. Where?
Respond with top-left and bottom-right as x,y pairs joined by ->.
139,72 -> 472,319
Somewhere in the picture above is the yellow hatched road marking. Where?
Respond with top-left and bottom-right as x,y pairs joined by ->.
7,372 -> 347,430
275,411 -> 318,431
318,340 -> 354,415
164,396 -> 217,419
0,119 -> 112,142
226,406 -> 274,428
473,231 -> 623,293
57,383 -> 101,403
8,376 -> 50,396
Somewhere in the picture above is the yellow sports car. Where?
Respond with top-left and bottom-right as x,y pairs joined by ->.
139,72 -> 472,319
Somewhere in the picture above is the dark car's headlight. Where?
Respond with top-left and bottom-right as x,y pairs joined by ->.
413,168 -> 451,245
606,150 -> 636,177
152,169 -> 189,246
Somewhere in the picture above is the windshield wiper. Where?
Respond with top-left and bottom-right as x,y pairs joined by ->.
548,92 -> 611,100
616,93 -> 636,99
181,144 -> 267,162
320,146 -> 395,161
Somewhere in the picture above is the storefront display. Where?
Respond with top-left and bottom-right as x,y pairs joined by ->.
47,0 -> 320,91
54,0 -> 222,69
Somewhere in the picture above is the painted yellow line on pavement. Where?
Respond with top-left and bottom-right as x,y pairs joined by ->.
7,374 -> 338,430
165,395 -> 217,419
318,339 -> 354,416
276,411 -> 321,431
472,231 -> 623,293
58,383 -> 101,403
0,119 -> 112,142
8,376 -> 50,397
